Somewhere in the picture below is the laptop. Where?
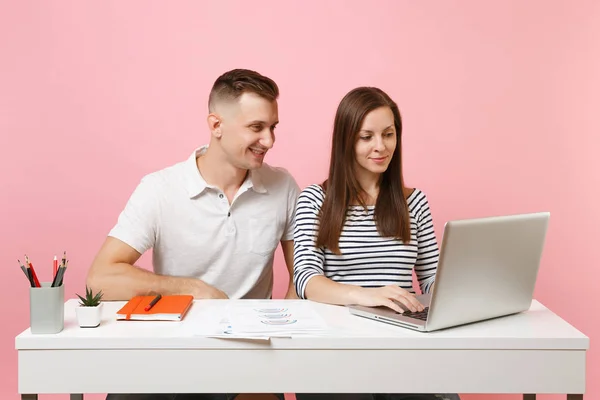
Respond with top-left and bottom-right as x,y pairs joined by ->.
348,212 -> 550,332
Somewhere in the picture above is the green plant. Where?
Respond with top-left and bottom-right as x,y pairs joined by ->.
76,286 -> 103,307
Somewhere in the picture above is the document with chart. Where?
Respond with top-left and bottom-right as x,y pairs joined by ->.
192,300 -> 330,339
227,300 -> 329,335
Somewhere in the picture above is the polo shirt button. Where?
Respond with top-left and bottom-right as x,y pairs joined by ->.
219,194 -> 224,199
227,212 -> 231,217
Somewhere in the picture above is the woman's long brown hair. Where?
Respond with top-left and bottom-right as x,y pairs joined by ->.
316,87 -> 410,254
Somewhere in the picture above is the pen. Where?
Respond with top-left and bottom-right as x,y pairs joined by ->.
58,259 -> 68,286
18,259 -> 34,287
145,294 -> 162,311
52,259 -> 68,287
53,255 -> 58,277
25,255 -> 40,287
52,267 -> 63,287
27,268 -> 35,287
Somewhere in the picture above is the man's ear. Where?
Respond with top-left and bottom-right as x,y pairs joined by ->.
207,113 -> 222,138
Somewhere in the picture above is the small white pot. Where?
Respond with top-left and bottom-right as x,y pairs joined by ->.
75,303 -> 103,328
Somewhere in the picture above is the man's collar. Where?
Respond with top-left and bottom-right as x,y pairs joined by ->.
184,145 -> 267,198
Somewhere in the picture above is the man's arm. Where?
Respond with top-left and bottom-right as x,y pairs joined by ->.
280,240 -> 298,299
86,237 -> 228,300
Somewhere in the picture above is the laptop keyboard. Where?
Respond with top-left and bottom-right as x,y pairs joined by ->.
400,307 -> 429,321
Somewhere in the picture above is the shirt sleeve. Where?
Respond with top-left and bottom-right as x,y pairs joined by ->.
414,192 -> 439,294
108,175 -> 159,255
281,173 -> 301,241
293,186 -> 326,299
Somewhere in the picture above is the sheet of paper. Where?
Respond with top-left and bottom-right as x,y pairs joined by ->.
227,300 -> 329,335
191,300 -> 331,339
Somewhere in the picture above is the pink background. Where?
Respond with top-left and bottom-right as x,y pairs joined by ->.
1,1 -> 598,399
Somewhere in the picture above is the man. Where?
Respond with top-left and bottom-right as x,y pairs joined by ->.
88,69 -> 299,400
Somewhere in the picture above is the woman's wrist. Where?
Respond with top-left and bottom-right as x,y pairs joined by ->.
346,285 -> 365,305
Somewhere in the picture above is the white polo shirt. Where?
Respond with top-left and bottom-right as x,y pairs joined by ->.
108,146 -> 300,299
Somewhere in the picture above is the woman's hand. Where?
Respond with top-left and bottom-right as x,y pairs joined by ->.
350,285 -> 425,313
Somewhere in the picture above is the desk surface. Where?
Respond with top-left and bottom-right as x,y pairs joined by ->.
15,299 -> 589,351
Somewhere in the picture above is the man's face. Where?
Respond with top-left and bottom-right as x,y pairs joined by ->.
218,92 -> 279,170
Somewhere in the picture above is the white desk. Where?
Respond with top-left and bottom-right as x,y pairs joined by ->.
16,299 -> 589,400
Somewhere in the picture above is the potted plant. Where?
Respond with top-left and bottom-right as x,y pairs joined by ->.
75,286 -> 104,328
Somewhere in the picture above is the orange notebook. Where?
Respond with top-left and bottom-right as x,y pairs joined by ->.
116,295 -> 194,321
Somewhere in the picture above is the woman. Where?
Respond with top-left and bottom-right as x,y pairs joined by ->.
293,87 -> 459,400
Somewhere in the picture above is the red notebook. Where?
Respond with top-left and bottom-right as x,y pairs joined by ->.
116,295 -> 194,321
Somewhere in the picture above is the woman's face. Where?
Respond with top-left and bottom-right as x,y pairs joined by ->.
353,106 -> 397,179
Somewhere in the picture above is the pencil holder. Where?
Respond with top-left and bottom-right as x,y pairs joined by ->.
29,282 -> 64,334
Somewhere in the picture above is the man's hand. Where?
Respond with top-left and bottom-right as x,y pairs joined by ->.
350,285 -> 424,314
191,280 -> 229,299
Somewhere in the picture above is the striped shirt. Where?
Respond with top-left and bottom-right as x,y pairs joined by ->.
293,184 -> 438,299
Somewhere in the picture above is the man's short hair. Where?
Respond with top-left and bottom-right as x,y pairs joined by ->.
208,69 -> 279,112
